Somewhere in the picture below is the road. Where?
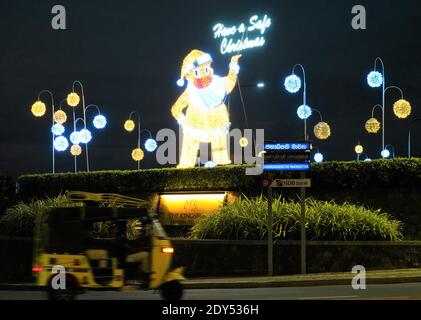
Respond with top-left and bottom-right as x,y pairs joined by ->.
1,282 -> 421,300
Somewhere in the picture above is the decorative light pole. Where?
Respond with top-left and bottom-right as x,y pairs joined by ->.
355,143 -> 364,161
408,119 -> 421,158
366,57 -> 412,151
31,90 -> 57,174
284,64 -> 309,141
124,111 -> 157,170
69,104 -> 107,173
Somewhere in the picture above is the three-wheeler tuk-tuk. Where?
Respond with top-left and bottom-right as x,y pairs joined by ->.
32,191 -> 185,300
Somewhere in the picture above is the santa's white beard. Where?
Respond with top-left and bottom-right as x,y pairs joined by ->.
187,75 -> 226,109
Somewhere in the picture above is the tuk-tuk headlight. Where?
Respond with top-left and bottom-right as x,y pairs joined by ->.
161,247 -> 174,254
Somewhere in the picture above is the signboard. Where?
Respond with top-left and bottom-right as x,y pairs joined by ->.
212,14 -> 272,55
159,193 -> 227,226
263,142 -> 311,172
271,179 -> 312,188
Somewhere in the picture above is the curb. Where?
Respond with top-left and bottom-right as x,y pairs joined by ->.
2,276 -> 421,291
182,276 -> 421,290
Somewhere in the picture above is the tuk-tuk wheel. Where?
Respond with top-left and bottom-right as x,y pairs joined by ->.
47,278 -> 78,300
159,280 -> 184,301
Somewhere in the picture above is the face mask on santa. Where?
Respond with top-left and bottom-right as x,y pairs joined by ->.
191,64 -> 214,89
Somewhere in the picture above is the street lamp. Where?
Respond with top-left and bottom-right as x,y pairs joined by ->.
366,57 -> 412,151
31,90 -> 57,174
408,118 -> 421,158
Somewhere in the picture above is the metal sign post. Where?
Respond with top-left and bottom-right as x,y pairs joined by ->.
263,141 -> 311,276
300,171 -> 306,275
267,186 -> 273,276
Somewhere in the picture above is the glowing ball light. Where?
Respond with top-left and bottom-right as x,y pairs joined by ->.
297,105 -> 312,120
355,145 -> 364,155
381,149 -> 391,159
284,74 -> 302,93
93,115 -> 107,129
67,92 -> 80,107
239,137 -> 249,148
367,71 -> 383,88
205,161 -> 216,168
31,101 -> 46,117
51,124 -> 65,136
79,129 -> 92,144
53,136 -> 69,152
314,153 -> 324,163
365,118 -> 381,134
314,122 -> 331,140
132,148 -> 144,161
393,99 -> 411,119
70,131 -> 81,145
124,120 -> 136,132
70,144 -> 82,156
144,139 -> 158,152
53,110 -> 67,124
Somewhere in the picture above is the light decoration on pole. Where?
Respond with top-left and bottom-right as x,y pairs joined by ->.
393,99 -> 412,119
51,124 -> 65,136
124,120 -> 136,132
93,114 -> 107,129
31,101 -> 46,117
67,92 -> 80,107
239,137 -> 249,148
144,139 -> 158,152
355,144 -> 364,155
284,74 -> 302,93
313,122 -> 331,140
70,131 -> 81,145
131,148 -> 144,162
70,145 -> 82,156
79,129 -> 92,144
365,118 -> 381,134
171,49 -> 240,168
53,136 -> 69,152
53,110 -> 67,124
297,105 -> 312,120
367,71 -> 383,88
314,152 -> 324,163
381,149 -> 391,159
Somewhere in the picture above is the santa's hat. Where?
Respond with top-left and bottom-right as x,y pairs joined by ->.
177,49 -> 213,87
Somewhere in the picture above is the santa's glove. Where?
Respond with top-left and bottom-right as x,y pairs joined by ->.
229,62 -> 240,75
177,114 -> 186,126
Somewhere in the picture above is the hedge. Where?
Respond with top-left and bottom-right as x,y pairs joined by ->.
17,159 -> 421,200
0,173 -> 15,214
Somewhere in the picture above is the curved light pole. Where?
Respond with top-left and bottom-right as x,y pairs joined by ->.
284,64 -> 308,141
70,80 -> 90,171
125,111 -> 142,170
367,58 -> 410,151
32,90 -> 56,174
408,119 -> 421,158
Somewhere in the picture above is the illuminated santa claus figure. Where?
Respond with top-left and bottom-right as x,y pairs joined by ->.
172,49 -> 241,168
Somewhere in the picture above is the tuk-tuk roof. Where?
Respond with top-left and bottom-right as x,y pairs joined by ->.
46,207 -> 151,224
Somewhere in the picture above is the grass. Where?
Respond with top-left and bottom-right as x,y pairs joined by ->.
190,195 -> 404,241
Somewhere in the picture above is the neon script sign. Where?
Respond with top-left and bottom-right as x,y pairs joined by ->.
213,14 -> 272,55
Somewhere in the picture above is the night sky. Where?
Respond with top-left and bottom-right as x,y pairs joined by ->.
0,0 -> 420,178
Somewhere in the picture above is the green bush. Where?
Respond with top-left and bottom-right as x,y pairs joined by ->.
190,196 -> 404,241
17,159 -> 421,200
0,195 -> 82,237
0,172 -> 15,214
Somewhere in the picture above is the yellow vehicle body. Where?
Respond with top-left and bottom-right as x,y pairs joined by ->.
32,191 -> 186,299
